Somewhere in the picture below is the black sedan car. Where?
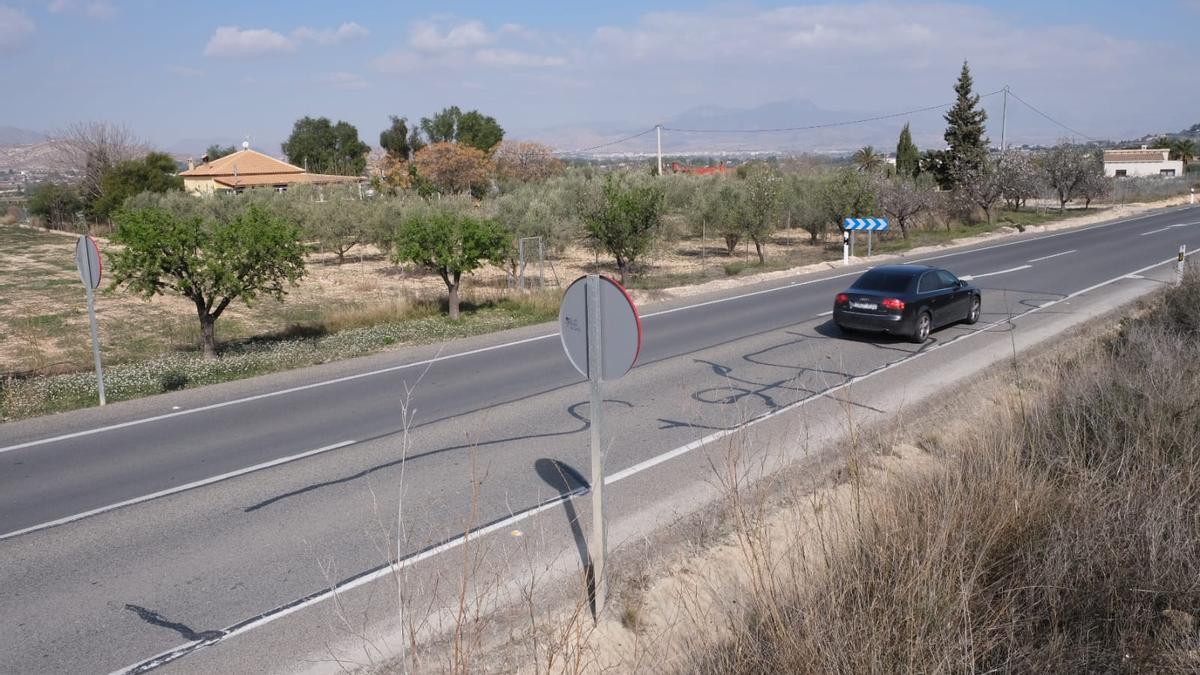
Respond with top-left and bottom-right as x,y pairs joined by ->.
832,265 -> 981,343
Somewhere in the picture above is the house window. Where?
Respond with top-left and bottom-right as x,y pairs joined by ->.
1160,169 -> 1176,177
1114,169 -> 1127,178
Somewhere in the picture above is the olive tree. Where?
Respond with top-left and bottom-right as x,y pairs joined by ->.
109,200 -> 306,359
740,164 -> 782,263
580,175 -> 665,286
393,202 -> 509,319
692,177 -> 749,254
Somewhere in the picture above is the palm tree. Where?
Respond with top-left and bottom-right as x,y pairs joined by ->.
853,146 -> 884,173
1173,138 -> 1196,165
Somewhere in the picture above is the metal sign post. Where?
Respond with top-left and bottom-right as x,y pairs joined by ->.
559,274 -> 642,616
75,236 -> 106,406
585,276 -> 606,611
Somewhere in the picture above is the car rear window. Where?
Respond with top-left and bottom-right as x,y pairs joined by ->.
852,271 -> 913,293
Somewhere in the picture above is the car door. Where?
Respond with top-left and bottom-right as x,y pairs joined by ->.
937,270 -> 969,320
916,272 -> 950,325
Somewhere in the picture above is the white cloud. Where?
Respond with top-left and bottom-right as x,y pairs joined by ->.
375,18 -> 566,72
410,19 -> 493,52
317,72 -> 369,91
0,5 -> 34,54
204,26 -> 295,58
292,22 -> 369,46
475,48 -> 565,69
204,21 -> 368,59
47,0 -> 115,18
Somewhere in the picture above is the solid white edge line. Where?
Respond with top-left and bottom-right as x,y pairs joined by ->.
1027,249 -> 1077,263
0,440 -> 356,541
9,204 -> 1196,455
817,310 -> 834,316
107,251 -> 1193,675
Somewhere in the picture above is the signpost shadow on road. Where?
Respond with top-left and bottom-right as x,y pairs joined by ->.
533,459 -> 593,606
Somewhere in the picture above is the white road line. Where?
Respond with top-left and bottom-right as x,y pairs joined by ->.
0,440 -> 356,541
817,310 -> 834,316
959,264 -> 1032,281
1140,221 -> 1200,236
1028,249 -> 1077,263
108,250 -> 1194,675
8,205 -> 1196,455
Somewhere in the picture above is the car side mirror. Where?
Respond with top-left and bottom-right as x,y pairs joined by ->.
956,279 -> 966,288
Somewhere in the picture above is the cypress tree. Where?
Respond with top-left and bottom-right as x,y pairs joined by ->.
896,123 -> 920,178
943,61 -> 989,188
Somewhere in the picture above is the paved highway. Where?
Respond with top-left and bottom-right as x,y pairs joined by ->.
1,205 -> 1198,673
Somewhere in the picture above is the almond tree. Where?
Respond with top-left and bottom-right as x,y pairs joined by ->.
997,150 -> 1042,211
876,175 -> 935,238
492,141 -> 564,183
393,203 -> 509,320
1043,144 -> 1094,212
110,201 -> 306,359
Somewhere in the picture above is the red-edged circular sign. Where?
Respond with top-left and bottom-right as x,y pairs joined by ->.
558,275 -> 642,381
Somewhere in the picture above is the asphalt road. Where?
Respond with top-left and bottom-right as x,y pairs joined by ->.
2,204 -> 1198,674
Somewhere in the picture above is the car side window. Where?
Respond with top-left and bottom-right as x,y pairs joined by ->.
917,272 -> 938,293
937,270 -> 959,288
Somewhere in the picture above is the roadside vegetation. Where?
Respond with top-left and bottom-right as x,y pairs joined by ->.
5,62 -> 1198,420
681,267 -> 1200,673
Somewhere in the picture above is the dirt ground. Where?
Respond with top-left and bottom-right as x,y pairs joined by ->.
0,193 -> 1187,376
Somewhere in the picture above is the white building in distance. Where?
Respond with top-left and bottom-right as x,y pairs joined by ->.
1103,147 -> 1184,178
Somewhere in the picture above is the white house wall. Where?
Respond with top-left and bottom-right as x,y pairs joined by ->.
1104,160 -> 1185,178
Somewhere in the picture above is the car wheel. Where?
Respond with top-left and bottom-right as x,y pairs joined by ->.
965,295 -> 981,324
910,311 -> 931,343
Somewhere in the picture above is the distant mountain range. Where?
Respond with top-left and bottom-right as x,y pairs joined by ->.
519,99 -> 968,155
0,126 -> 47,145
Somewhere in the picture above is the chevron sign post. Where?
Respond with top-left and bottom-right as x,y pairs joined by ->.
842,218 -> 890,265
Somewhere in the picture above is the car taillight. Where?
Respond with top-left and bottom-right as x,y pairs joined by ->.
882,298 -> 905,311
836,293 -> 849,304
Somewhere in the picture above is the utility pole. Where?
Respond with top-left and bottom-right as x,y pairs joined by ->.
1000,85 -> 1009,151
656,124 -> 663,176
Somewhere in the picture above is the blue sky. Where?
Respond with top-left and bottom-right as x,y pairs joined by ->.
1,1 -> 1197,152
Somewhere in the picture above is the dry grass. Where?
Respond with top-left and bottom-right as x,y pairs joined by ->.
684,268 -> 1200,674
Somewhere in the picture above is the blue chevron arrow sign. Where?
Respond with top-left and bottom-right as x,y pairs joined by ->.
843,218 -> 889,231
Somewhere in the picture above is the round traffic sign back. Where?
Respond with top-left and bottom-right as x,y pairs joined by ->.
559,275 -> 642,381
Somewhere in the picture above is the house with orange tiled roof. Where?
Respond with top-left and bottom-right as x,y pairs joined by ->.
180,146 -> 362,195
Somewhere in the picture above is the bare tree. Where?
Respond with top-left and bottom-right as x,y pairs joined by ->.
875,175 -> 936,238
492,141 -> 564,183
956,156 -> 1004,224
1042,144 -> 1095,213
51,121 -> 147,206
1078,167 -> 1112,209
996,150 -> 1042,211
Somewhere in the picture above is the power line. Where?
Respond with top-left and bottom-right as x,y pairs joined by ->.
1005,89 -> 1096,142
662,90 -> 1004,134
556,127 -> 658,154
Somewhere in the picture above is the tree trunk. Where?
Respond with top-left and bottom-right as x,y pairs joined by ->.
447,282 -> 460,320
617,258 -> 629,287
899,220 -> 909,239
753,237 -> 765,264
724,234 -> 739,255
199,312 -> 217,360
